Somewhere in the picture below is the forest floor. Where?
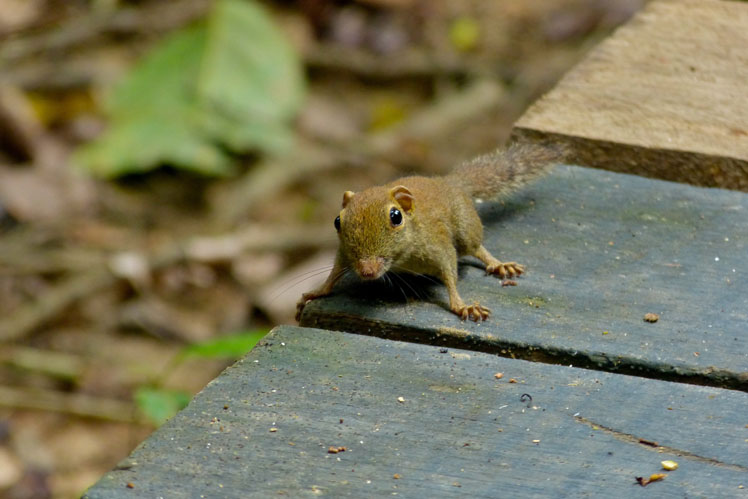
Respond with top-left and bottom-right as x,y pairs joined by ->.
0,0 -> 641,497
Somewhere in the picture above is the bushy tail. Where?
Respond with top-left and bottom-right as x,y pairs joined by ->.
447,141 -> 568,200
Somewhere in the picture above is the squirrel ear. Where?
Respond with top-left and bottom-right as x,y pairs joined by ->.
389,185 -> 414,213
342,191 -> 355,208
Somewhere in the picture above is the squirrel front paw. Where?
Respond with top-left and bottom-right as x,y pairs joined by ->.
453,302 -> 491,321
486,261 -> 525,279
295,293 -> 315,322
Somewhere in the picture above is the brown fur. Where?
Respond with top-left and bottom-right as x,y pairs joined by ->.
296,143 -> 565,321
448,142 -> 566,200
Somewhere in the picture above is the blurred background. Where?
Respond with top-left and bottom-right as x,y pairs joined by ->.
0,0 -> 643,496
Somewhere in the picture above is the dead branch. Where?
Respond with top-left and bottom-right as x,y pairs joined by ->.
186,224 -> 334,262
303,43 -> 499,79
0,268 -> 114,343
0,346 -> 84,381
0,0 -> 212,67
0,385 -> 144,424
207,139 -> 341,229
361,78 -> 508,157
0,247 -> 105,274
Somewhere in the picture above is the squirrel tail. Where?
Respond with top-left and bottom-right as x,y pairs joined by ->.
447,141 -> 568,200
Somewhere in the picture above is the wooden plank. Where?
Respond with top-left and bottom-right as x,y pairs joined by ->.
512,0 -> 748,190
85,326 -> 748,498
301,165 -> 748,391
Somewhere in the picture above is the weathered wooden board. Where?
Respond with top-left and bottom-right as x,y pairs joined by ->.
512,0 -> 748,190
85,326 -> 747,498
301,166 -> 748,390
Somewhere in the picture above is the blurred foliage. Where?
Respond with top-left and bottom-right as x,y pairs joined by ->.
176,329 -> 268,361
74,0 -> 305,178
134,387 -> 192,427
135,329 -> 268,426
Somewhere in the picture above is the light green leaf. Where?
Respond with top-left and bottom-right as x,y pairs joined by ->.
108,24 -> 206,118
199,0 -> 305,123
75,114 -> 233,177
75,0 -> 305,178
178,329 -> 268,361
134,387 -> 191,427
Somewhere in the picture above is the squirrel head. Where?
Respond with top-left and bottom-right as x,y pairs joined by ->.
334,184 -> 415,280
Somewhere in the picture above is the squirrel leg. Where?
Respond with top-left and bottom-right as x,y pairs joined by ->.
443,270 -> 491,321
473,245 -> 525,279
295,261 -> 345,322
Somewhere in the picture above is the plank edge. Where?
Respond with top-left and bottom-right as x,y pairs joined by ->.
511,127 -> 748,191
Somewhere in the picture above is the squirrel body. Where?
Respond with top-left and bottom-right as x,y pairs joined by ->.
296,142 -> 564,321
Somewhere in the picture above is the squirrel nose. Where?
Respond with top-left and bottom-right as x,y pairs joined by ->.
357,257 -> 385,280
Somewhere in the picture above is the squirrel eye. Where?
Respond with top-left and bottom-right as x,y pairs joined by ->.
334,215 -> 341,231
389,207 -> 403,227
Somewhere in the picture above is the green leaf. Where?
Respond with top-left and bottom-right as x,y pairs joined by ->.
200,0 -> 305,124
134,387 -> 192,427
74,0 -> 305,178
75,112 -> 233,177
178,329 -> 268,361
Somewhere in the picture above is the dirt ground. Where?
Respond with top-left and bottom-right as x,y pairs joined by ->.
0,0 -> 641,497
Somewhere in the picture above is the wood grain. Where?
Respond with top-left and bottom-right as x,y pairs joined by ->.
512,0 -> 748,190
85,326 -> 748,498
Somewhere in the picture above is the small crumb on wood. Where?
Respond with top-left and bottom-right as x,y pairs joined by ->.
509,378 -> 518,384
269,427 -> 277,433
502,279 -> 517,287
397,396 -> 405,403
636,473 -> 666,486
661,460 -> 678,471
393,474 -> 401,479
328,446 -> 346,454
644,313 -> 659,323
126,483 -> 135,489
494,372 -> 504,379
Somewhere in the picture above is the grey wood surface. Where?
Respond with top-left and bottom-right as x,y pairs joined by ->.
301,165 -> 748,390
512,0 -> 748,190
85,326 -> 747,498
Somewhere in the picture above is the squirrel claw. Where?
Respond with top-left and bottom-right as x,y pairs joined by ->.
454,302 -> 491,321
486,261 -> 525,279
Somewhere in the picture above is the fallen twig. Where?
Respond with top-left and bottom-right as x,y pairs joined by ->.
0,346 -> 84,381
0,246 -> 105,274
0,268 -> 115,343
0,385 -> 145,424
304,43 -> 498,79
0,0 -> 212,67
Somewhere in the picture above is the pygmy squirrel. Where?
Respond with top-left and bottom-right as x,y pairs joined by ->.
296,142 -> 564,321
